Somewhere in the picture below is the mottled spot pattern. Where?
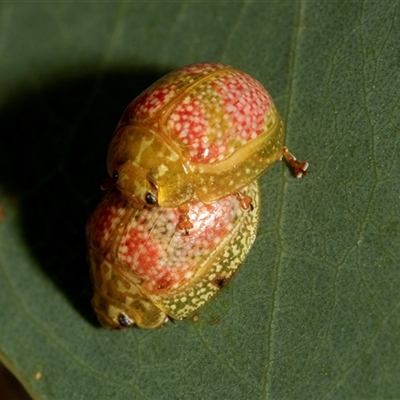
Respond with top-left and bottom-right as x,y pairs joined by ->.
89,189 -> 240,295
86,193 -> 125,248
127,83 -> 177,121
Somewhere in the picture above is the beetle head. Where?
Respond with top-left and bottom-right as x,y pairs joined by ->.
92,290 -> 167,329
89,249 -> 168,329
108,127 -> 194,208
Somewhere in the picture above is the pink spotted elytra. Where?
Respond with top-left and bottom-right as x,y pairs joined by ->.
87,182 -> 260,329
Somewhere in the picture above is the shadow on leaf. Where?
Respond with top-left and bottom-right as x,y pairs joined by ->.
0,66 -> 170,326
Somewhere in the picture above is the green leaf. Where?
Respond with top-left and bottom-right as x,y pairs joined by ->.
1,2 -> 399,399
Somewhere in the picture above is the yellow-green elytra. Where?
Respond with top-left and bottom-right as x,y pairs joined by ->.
106,63 -> 308,218
86,181 -> 260,329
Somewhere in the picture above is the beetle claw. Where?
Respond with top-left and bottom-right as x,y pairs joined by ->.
234,191 -> 253,211
100,172 -> 119,190
281,146 -> 309,178
177,204 -> 193,233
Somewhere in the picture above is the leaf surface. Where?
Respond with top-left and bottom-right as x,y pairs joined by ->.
0,2 -> 399,399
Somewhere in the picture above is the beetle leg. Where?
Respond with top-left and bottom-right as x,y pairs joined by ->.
234,191 -> 253,211
177,203 -> 193,234
100,172 -> 119,190
281,146 -> 309,178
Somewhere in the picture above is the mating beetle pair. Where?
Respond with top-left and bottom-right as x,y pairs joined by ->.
87,63 -> 308,329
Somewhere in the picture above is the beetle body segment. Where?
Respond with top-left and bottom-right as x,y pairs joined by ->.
87,181 -> 260,329
107,63 -> 284,208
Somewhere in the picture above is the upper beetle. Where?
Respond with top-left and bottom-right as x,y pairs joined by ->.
105,63 -> 307,227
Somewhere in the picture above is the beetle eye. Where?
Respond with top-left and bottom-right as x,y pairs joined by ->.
145,192 -> 157,205
118,313 -> 132,328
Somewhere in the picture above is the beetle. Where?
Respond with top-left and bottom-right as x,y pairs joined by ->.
87,180 -> 260,329
104,63 -> 308,229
